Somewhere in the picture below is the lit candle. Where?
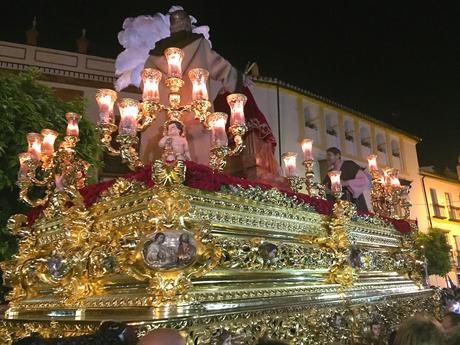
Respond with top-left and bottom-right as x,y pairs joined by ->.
18,152 -> 31,179
141,68 -> 161,103
388,169 -> 401,188
118,98 -> 139,136
188,68 -> 209,101
301,138 -> 313,160
27,133 -> 42,161
65,112 -> 81,136
227,93 -> 247,126
383,168 -> 391,185
96,89 -> 117,123
40,129 -> 59,156
328,170 -> 342,193
209,112 -> 228,147
367,154 -> 378,172
282,152 -> 297,177
164,47 -> 184,78
390,176 -> 401,188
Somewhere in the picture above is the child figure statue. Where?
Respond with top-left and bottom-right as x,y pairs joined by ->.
159,120 -> 191,163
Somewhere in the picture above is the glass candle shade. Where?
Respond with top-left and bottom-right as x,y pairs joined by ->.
164,47 -> 184,78
27,132 -> 43,161
96,89 -> 117,123
118,98 -> 139,136
188,68 -> 209,101
282,152 -> 297,177
227,93 -> 247,126
383,168 -> 392,185
301,138 -> 313,160
388,169 -> 401,188
328,170 -> 342,193
390,176 -> 401,188
367,154 -> 378,172
65,112 -> 81,136
40,129 -> 59,156
208,112 -> 228,147
141,68 -> 161,103
18,152 -> 31,179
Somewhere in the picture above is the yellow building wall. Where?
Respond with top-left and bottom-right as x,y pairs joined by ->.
417,174 -> 460,287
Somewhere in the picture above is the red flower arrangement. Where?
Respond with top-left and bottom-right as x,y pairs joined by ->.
25,161 -> 412,233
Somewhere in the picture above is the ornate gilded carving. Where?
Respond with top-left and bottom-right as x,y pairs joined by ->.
135,291 -> 439,345
3,153 -> 430,345
222,185 -> 314,211
312,199 -> 357,288
216,236 -> 333,271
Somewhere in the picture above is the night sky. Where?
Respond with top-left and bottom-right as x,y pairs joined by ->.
2,1 -> 459,172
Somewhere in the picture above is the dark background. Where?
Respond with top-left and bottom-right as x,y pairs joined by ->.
1,1 -> 459,172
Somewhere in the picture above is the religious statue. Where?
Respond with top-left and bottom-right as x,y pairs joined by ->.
114,6 -> 285,187
159,120 -> 191,163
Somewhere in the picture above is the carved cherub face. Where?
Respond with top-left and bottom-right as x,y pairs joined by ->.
371,324 -> 381,337
168,123 -> 181,136
166,121 -> 184,136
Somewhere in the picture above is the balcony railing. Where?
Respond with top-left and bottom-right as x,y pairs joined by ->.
449,206 -> 460,222
432,204 -> 447,219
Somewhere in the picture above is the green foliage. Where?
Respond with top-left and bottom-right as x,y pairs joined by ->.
415,228 -> 452,277
0,68 -> 101,261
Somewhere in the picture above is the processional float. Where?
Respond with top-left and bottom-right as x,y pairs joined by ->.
1,46 -> 438,345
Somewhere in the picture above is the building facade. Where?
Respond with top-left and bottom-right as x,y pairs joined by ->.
416,167 -> 460,287
250,77 -> 423,220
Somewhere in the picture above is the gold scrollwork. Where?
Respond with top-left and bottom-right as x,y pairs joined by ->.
216,237 -> 333,271
312,199 -> 357,288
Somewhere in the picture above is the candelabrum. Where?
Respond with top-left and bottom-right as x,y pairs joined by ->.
281,139 -> 326,199
207,94 -> 248,171
95,47 -> 247,171
17,113 -> 90,207
367,155 -> 411,219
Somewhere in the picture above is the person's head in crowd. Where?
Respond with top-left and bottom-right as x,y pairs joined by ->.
326,147 -> 342,167
98,321 -> 138,345
394,315 -> 445,345
138,328 -> 186,345
369,320 -> 382,339
12,334 -> 45,345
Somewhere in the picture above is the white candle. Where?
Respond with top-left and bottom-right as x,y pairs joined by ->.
328,170 -> 342,193
301,139 -> 313,160
141,69 -> 161,102
96,89 -> 117,123
27,133 -> 42,161
66,123 -> 78,136
189,68 -> 209,101
40,129 -> 58,156
143,79 -> 160,102
210,114 -> 228,147
367,154 -> 378,172
390,176 -> 401,188
118,98 -> 139,136
18,152 -> 31,179
65,112 -> 81,137
282,152 -> 297,177
165,48 -> 184,78
227,94 -> 247,126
